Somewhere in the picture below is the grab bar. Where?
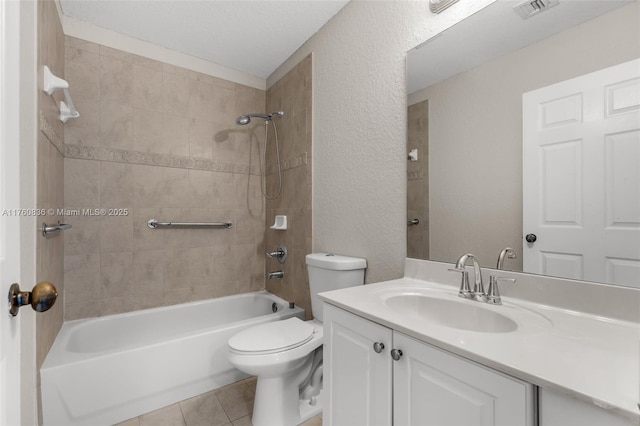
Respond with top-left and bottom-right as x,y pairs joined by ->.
147,219 -> 233,229
42,221 -> 72,237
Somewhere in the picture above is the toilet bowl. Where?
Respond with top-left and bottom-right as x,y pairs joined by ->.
227,253 -> 366,426
228,318 -> 323,426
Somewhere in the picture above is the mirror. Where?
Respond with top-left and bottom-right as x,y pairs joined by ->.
406,0 -> 640,287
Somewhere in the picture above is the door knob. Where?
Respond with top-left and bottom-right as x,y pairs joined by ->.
8,282 -> 57,316
373,342 -> 385,353
525,234 -> 537,243
391,348 -> 403,361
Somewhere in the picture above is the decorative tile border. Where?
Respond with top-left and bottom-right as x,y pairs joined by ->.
266,152 -> 308,174
65,144 -> 309,175
40,111 -> 64,155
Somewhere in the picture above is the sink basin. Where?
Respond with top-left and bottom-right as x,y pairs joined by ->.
385,294 -> 518,333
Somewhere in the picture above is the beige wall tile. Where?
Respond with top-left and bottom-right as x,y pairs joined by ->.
100,99 -> 134,149
188,79 -> 214,120
64,214 -> 101,255
188,118 -> 214,159
161,167 -> 190,207
65,158 -> 100,207
132,164 -> 164,207
100,45 -> 133,63
133,108 -> 163,153
100,55 -> 133,101
100,161 -> 133,208
162,115 -> 190,156
264,54 -> 313,318
64,264 -> 102,304
133,64 -> 163,112
163,72 -> 190,117
64,39 -> 267,320
65,96 -> 100,146
65,35 -> 99,54
133,249 -> 165,293
100,215 -> 133,253
101,251 -> 134,298
65,46 -> 100,100
187,169 -> 214,208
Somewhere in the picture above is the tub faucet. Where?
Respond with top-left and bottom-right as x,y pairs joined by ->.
448,253 -> 485,301
266,270 -> 284,279
496,247 -> 517,270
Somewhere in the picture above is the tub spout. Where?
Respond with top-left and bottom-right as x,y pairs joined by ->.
266,270 -> 284,279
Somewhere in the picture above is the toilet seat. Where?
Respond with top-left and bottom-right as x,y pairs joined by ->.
229,317 -> 316,355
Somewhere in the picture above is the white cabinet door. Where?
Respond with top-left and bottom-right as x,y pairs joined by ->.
522,59 -> 640,287
393,332 -> 535,426
539,389 -> 635,426
323,303 -> 393,426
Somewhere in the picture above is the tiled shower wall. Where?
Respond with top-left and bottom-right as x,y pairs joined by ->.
63,37 -> 267,320
407,100 -> 429,260
37,0 -> 65,422
264,55 -> 313,320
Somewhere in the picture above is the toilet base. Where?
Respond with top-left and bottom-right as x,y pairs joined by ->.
251,377 -> 323,426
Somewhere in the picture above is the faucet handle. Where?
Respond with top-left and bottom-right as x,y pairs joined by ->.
448,268 -> 474,299
486,276 -> 516,305
266,244 -> 287,264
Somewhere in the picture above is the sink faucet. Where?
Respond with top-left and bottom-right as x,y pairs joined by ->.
486,275 -> 516,305
449,253 -> 485,302
496,247 -> 517,270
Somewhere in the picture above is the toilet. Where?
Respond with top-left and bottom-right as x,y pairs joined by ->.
227,253 -> 366,426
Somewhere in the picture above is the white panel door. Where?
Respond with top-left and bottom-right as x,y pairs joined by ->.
523,59 -> 640,287
1,1 -> 24,424
393,332 -> 534,426
323,303 -> 393,426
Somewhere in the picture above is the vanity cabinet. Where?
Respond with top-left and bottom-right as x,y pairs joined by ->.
539,389 -> 635,426
323,303 -> 535,426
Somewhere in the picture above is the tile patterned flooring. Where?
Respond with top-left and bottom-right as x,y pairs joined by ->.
115,377 -> 322,426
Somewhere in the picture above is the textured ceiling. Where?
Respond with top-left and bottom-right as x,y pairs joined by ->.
59,0 -> 350,79
407,0 -> 635,93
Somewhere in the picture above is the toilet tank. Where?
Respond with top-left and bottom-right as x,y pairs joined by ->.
306,253 -> 367,322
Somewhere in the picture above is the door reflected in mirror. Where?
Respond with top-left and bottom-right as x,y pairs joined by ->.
406,0 -> 640,288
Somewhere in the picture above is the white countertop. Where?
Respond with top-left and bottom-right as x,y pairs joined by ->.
319,277 -> 639,423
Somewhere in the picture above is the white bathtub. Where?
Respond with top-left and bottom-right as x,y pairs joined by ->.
41,291 -> 304,426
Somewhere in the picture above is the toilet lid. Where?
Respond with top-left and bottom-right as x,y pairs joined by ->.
228,317 -> 315,354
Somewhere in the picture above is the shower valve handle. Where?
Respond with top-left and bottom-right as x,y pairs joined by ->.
266,244 -> 287,264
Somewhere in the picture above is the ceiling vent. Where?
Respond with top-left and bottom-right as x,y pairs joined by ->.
514,0 -> 560,20
429,0 -> 459,14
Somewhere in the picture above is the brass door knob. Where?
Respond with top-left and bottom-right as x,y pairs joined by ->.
8,281 -> 57,316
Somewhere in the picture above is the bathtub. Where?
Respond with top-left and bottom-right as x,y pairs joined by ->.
41,291 -> 304,426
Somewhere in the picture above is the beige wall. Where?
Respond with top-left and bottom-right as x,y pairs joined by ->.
63,37 -> 267,319
407,100 -> 429,260
36,0 -> 65,422
264,55 -> 313,319
267,1 -> 495,283
409,3 -> 640,268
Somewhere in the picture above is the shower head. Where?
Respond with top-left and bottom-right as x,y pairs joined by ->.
235,111 -> 284,126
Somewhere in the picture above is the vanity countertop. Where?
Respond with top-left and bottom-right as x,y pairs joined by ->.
319,276 -> 639,423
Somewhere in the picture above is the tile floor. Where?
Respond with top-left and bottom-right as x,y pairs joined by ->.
115,377 -> 322,426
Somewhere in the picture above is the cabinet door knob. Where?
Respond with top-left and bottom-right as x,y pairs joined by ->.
373,342 -> 385,353
391,348 -> 403,361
